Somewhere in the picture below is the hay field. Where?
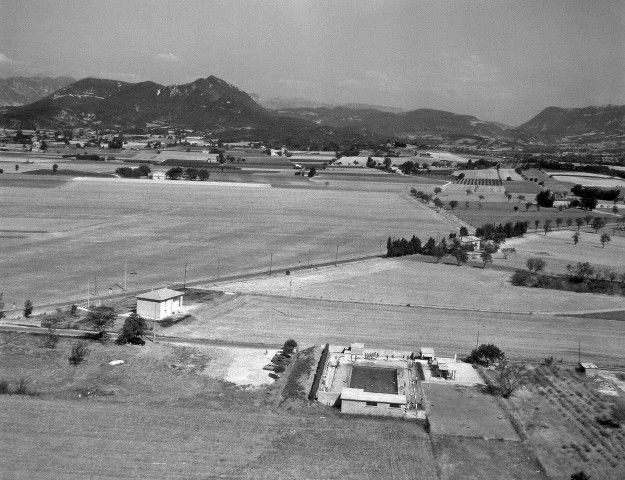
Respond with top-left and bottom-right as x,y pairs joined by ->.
164,292 -> 625,366
498,229 -> 625,275
551,175 -> 625,188
209,257 -> 625,314
0,178 -> 458,306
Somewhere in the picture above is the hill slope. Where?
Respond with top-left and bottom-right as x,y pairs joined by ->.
0,76 -> 75,106
518,105 -> 625,143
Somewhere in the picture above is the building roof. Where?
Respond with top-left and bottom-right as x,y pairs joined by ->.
420,347 -> 435,356
136,287 -> 184,302
459,235 -> 480,243
580,362 -> 598,369
341,388 -> 407,404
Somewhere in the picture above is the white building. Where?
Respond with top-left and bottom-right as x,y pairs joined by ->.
136,288 -> 184,320
340,388 -> 407,417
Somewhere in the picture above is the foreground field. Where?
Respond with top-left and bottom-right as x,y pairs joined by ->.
0,177 -> 459,307
0,333 -> 438,480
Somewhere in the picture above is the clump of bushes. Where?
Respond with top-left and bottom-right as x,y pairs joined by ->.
466,343 -> 505,366
115,313 -> 147,345
0,378 -> 39,396
283,339 -> 298,355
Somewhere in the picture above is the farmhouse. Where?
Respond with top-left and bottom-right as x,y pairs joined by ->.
420,347 -> 435,363
136,288 -> 184,320
579,362 -> 599,377
459,235 -> 481,250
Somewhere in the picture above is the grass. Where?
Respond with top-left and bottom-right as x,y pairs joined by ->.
22,169 -> 116,177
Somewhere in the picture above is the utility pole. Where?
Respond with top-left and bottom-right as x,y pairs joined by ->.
153,318 -> 156,343
269,253 -> 273,275
379,239 -> 382,254
476,330 -> 479,350
94,275 -> 98,296
217,259 -> 220,279
308,249 -> 310,266
87,279 -> 90,308
578,340 -> 581,364
183,262 -> 187,289
124,261 -> 127,290
289,280 -> 292,298
335,245 -> 339,266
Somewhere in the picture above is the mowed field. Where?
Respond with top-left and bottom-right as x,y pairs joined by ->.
0,176 -> 460,307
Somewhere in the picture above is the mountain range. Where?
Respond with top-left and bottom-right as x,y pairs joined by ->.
0,75 -> 623,146
0,76 -> 75,107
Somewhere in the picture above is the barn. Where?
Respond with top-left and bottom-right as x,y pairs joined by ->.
136,288 -> 184,320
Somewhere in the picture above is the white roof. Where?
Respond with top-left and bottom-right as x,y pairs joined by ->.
420,347 -> 435,356
351,343 -> 364,349
341,388 -> 406,404
137,287 -> 184,301
580,362 -> 598,369
459,235 -> 480,242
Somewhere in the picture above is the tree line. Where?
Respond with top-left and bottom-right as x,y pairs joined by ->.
475,221 -> 528,243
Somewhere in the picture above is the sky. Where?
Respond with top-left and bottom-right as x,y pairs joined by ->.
0,0 -> 623,126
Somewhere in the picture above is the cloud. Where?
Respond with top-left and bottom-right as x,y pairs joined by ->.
155,53 -> 180,62
277,78 -> 315,90
0,53 -> 15,63
458,55 -> 500,84
338,78 -> 363,89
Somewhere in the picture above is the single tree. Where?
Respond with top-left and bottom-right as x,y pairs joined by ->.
575,217 -> 583,230
565,218 -> 573,229
543,219 -> 552,235
185,167 -> 199,180
513,206 -> 519,212
583,214 -> 593,226
197,169 -> 210,181
572,231 -> 580,245
52,164 -> 58,173
495,361 -> 527,398
68,340 -> 89,365
534,220 -> 540,232
15,164 -> 19,171
555,217 -> 563,229
480,250 -> 493,268
613,205 -> 619,215
116,313 -> 148,345
478,195 -> 485,202
86,306 -> 116,342
449,200 -> 458,210
433,197 -> 444,210
467,343 -> 505,366
600,233 -> 611,248
166,167 -> 184,180
525,202 -> 532,212
431,244 -> 446,263
527,257 -> 546,273
451,240 -> 468,265
591,217 -> 607,233
459,226 -> 469,237
23,299 -> 33,318
506,193 -> 512,202
308,166 -> 317,177
466,189 -> 472,196
465,201 -> 470,210
434,186 -> 442,195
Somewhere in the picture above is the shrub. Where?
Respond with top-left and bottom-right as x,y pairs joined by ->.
42,327 -> 59,349
274,365 -> 286,374
23,299 -> 33,317
0,379 -> 9,394
283,339 -> 298,354
511,269 -> 533,286
68,340 -> 89,365
70,304 -> 78,315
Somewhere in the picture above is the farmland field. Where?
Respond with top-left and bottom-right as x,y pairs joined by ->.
0,333 -> 438,480
550,175 -> 625,188
492,364 -> 625,480
0,176 -> 459,307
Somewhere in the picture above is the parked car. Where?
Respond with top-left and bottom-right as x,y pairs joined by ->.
263,364 -> 277,371
269,373 -> 281,380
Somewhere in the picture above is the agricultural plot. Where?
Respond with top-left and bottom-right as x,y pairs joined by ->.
497,365 -> 625,480
449,201 -> 610,227
550,175 -> 625,188
209,257 -> 625,315
0,177 -> 458,307
498,229 -> 625,276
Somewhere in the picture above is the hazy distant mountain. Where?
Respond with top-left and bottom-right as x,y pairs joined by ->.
279,106 -> 514,140
257,96 -> 409,114
0,76 -> 75,106
0,76 -> 371,143
518,105 -> 625,142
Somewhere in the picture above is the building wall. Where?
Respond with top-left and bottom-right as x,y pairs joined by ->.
341,399 -> 405,417
137,299 -> 160,319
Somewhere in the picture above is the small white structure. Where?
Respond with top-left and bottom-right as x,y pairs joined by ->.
459,235 -> 481,250
340,388 -> 407,417
349,343 -> 365,360
136,288 -> 184,320
420,347 -> 435,363
579,362 -> 599,377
